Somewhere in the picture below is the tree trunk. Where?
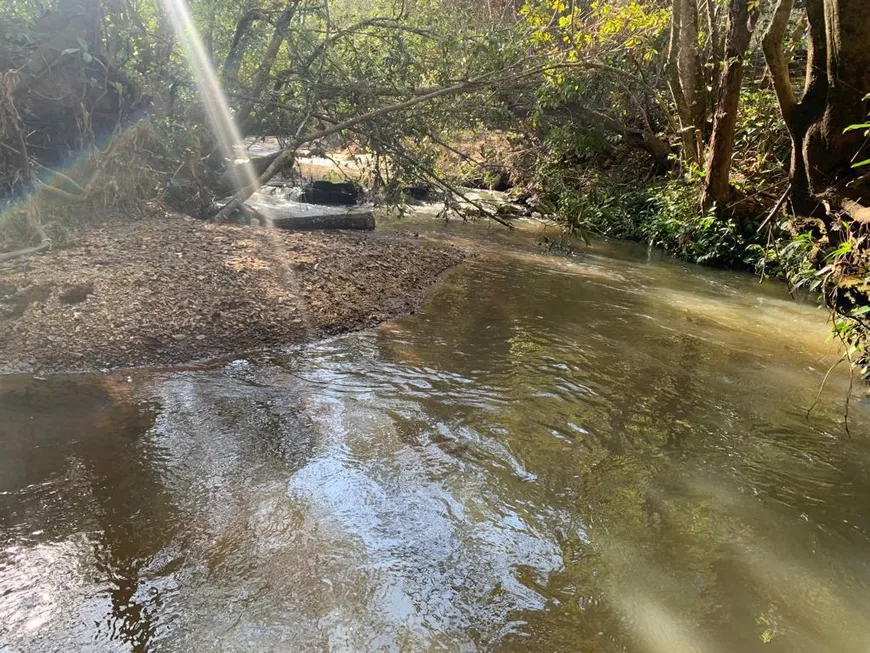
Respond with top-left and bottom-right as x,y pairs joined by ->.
221,10 -> 266,89
764,0 -> 870,214
270,211 -> 375,231
762,0 -> 870,376
802,0 -> 870,199
667,0 -> 707,165
702,0 -> 757,211
677,0 -> 707,135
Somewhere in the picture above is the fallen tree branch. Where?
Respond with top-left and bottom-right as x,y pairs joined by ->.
756,183 -> 791,232
390,146 -> 514,229
214,56 -> 638,222
0,238 -> 51,263
313,118 -> 516,229
213,71 -> 509,221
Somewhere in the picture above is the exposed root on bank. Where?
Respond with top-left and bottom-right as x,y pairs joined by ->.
0,231 -> 50,262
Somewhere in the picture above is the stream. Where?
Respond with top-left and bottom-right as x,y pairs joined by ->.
1,213 -> 869,652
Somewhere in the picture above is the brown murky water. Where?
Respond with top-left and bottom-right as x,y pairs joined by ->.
2,216 -> 869,652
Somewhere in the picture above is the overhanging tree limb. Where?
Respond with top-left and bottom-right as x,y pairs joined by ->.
213,59 -> 634,222
213,76 -> 495,222
762,0 -> 797,125
233,1 -> 301,132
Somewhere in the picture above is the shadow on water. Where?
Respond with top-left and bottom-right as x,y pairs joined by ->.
1,219 -> 869,652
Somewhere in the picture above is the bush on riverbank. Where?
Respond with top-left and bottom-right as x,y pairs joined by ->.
521,83 -> 790,268
531,167 -> 766,270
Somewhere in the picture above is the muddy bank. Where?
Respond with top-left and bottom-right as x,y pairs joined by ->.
0,211 -> 468,374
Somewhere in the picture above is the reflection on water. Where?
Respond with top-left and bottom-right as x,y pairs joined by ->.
1,223 -> 869,652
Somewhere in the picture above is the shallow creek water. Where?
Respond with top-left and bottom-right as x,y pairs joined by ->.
1,214 -> 869,652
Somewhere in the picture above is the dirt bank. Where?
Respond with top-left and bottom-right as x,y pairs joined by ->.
0,210 -> 468,374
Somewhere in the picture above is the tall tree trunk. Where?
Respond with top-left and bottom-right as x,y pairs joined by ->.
702,0 -> 757,211
678,0 -> 707,136
803,0 -> 870,199
221,9 -> 266,89
763,0 -> 870,214
667,0 -> 706,165
763,0 -> 870,375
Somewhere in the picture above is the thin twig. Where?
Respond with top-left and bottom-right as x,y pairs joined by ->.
756,183 -> 791,232
806,352 -> 847,420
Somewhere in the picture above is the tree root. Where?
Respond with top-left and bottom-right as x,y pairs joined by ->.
0,218 -> 50,263
0,238 -> 51,263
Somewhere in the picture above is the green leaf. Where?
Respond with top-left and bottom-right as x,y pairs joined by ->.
851,158 -> 870,169
843,123 -> 870,133
82,51 -> 93,64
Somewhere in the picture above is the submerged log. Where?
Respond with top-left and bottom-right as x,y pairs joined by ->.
269,210 -> 374,231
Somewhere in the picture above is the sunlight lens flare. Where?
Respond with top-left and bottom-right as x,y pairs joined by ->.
159,0 -> 259,195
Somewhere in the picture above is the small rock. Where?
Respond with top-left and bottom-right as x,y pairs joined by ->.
172,334 -> 188,341
195,334 -> 207,341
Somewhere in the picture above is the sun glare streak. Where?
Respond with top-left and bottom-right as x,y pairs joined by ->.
158,0 -> 320,337
159,0 -> 260,196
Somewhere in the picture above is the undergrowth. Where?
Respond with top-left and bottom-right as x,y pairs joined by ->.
537,170 -> 767,269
